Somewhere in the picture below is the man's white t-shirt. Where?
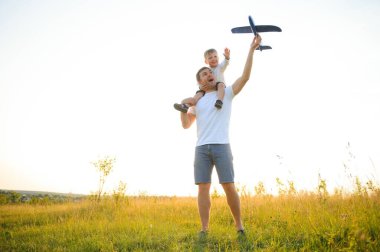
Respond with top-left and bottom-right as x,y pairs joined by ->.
189,86 -> 235,146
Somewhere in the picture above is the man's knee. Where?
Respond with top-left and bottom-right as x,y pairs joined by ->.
221,183 -> 238,194
198,183 -> 211,191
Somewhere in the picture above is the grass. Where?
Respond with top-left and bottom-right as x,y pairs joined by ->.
1,192 -> 379,251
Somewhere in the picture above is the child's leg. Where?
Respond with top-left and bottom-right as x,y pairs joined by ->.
174,96 -> 195,113
181,97 -> 197,107
217,82 -> 225,101
215,82 -> 226,109
174,90 -> 204,113
183,89 -> 205,106
193,90 -> 205,105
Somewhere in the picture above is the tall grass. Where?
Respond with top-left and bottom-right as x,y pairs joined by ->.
1,188 -> 379,251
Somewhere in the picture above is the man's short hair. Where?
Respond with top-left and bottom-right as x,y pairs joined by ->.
196,67 -> 211,82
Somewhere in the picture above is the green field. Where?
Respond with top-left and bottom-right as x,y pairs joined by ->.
1,190 -> 379,251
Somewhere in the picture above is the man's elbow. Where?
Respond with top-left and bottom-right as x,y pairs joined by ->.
241,76 -> 250,84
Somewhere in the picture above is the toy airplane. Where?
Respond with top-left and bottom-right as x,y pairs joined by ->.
231,15 -> 282,51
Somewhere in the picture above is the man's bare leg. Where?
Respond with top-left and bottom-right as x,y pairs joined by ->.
221,183 -> 244,231
198,183 -> 211,232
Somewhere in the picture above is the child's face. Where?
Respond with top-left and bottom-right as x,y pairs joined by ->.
205,52 -> 219,68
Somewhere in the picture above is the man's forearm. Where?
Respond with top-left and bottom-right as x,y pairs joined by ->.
180,112 -> 194,129
232,35 -> 261,95
241,47 -> 255,83
232,47 -> 255,95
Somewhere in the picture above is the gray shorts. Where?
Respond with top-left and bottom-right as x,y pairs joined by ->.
194,144 -> 234,184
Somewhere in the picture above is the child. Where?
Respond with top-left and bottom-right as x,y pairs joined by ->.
174,48 -> 230,113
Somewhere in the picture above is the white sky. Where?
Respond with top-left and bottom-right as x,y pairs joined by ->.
1,0 -> 379,196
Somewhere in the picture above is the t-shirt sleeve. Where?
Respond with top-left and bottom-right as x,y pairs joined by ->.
225,85 -> 235,100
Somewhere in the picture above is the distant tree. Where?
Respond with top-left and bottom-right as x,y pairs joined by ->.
92,156 -> 116,201
0,194 -> 7,204
9,191 -> 21,203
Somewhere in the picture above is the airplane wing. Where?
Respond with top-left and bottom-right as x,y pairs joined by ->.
231,26 -> 252,33
256,45 -> 272,50
231,25 -> 282,34
257,25 -> 282,32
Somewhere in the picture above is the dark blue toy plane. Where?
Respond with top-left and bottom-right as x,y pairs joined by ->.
231,15 -> 281,51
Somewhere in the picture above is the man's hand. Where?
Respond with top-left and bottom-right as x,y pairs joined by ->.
251,34 -> 262,50
199,81 -> 214,91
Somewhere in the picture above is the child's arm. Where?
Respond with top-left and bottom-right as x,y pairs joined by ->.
220,48 -> 230,72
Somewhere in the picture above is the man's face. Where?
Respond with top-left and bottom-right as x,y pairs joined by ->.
198,68 -> 215,91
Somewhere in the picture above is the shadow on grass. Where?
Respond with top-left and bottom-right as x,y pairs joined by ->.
237,232 -> 255,251
192,231 -> 256,251
193,231 -> 208,251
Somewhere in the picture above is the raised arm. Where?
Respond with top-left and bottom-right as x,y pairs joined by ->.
232,35 -> 261,95
220,48 -> 230,72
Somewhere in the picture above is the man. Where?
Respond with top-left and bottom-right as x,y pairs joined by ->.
179,35 -> 262,234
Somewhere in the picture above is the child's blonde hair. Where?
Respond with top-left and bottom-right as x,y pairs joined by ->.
204,49 -> 217,59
